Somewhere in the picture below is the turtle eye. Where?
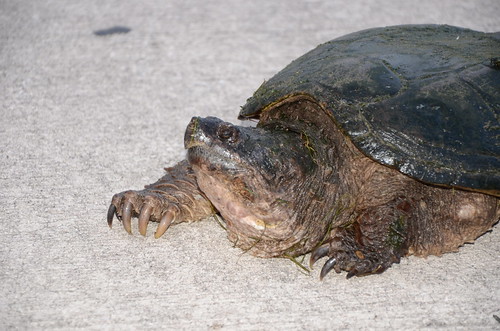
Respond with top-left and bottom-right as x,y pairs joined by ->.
217,123 -> 239,143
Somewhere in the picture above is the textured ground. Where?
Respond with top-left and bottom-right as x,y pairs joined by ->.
1,0 -> 499,329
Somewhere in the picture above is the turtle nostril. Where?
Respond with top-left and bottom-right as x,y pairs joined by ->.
217,123 -> 239,143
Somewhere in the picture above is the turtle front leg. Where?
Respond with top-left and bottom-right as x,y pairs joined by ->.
310,197 -> 411,279
107,160 -> 214,238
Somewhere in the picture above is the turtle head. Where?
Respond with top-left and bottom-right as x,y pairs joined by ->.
184,116 -> 317,256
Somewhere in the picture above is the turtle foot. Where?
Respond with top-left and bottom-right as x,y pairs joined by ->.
107,160 -> 214,238
108,189 -> 179,238
310,227 -> 401,279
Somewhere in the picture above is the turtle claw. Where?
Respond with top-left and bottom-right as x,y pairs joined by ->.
319,257 -> 337,280
138,204 -> 153,236
107,204 -> 116,228
310,243 -> 345,280
346,260 -> 388,278
309,244 -> 329,268
346,268 -> 360,279
122,201 -> 133,234
155,210 -> 176,239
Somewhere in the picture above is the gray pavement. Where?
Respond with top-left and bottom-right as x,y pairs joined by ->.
1,0 -> 499,329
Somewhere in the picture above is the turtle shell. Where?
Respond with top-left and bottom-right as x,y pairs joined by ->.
239,25 -> 500,196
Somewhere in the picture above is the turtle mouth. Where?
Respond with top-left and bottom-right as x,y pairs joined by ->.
187,145 -> 242,177
193,160 -> 292,242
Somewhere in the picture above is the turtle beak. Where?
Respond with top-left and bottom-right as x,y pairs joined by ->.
184,117 -> 202,149
184,116 -> 226,149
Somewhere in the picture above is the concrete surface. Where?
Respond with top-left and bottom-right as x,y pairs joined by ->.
1,0 -> 499,329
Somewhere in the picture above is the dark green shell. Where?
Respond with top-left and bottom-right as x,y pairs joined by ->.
239,25 -> 500,196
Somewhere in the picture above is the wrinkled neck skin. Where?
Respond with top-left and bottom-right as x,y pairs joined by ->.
186,97 -> 345,257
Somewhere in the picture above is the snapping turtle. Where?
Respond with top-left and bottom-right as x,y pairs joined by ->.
107,25 -> 500,278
